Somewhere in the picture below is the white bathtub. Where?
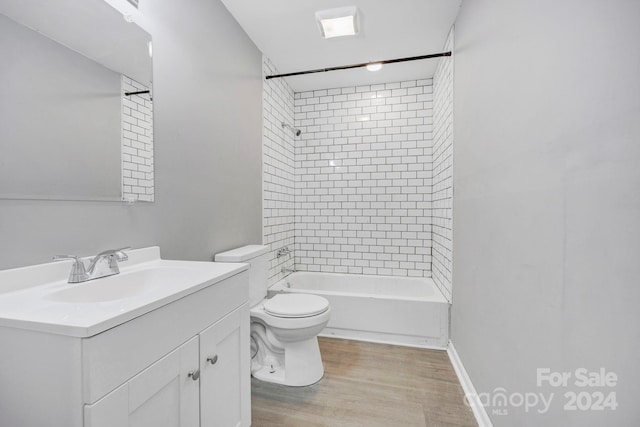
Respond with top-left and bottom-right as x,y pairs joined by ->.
269,272 -> 449,349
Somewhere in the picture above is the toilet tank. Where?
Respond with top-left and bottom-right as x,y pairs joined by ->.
215,245 -> 270,307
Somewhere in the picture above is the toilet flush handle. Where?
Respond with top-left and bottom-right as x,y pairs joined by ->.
207,355 -> 218,365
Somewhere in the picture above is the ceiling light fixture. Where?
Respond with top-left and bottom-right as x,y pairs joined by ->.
366,62 -> 383,72
315,6 -> 359,39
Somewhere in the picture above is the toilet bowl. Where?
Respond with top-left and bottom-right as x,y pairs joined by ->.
250,293 -> 330,386
215,245 -> 331,387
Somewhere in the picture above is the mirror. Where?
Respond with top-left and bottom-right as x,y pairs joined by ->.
0,0 -> 153,202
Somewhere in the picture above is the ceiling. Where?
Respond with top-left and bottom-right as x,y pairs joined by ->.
220,0 -> 462,92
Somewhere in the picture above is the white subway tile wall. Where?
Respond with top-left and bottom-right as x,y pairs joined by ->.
294,79 -> 434,277
263,58 -> 295,285
432,28 -> 454,301
122,76 -> 154,202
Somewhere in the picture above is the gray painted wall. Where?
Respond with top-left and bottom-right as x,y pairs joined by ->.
451,0 -> 640,426
0,14 -> 121,200
0,0 -> 263,269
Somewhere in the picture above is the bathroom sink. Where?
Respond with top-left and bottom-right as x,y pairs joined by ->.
0,247 -> 249,337
46,267 -> 195,303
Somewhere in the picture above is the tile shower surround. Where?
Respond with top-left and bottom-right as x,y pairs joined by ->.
432,28 -> 454,301
263,58 -> 296,285
294,80 -> 434,278
263,56 -> 454,300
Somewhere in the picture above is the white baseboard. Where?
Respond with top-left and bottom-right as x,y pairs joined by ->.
447,340 -> 493,427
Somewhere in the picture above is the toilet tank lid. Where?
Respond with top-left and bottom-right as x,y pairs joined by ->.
215,245 -> 269,262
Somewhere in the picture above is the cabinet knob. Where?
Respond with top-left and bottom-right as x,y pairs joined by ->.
207,354 -> 219,365
188,369 -> 200,381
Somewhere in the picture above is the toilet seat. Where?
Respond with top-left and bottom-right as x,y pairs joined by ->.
263,294 -> 329,318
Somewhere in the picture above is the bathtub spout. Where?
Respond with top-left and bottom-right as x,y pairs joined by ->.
281,266 -> 296,275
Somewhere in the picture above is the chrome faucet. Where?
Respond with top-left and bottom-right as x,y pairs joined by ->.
53,247 -> 130,283
276,247 -> 292,258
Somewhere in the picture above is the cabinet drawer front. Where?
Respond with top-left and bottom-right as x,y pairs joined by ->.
82,270 -> 248,403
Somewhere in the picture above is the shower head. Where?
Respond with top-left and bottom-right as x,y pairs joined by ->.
282,122 -> 302,137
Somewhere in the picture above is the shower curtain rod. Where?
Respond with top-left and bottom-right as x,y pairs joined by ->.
124,90 -> 150,96
265,51 -> 451,80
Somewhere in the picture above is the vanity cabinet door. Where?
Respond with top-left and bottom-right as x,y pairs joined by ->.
84,336 -> 200,427
200,304 -> 250,427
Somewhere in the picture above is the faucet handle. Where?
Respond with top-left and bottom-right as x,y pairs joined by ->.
52,255 -> 88,283
53,254 -> 79,261
53,255 -> 85,268
95,247 -> 131,262
86,247 -> 131,275
110,247 -> 131,261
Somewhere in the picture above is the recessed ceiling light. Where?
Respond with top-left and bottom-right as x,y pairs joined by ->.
366,62 -> 383,72
315,6 -> 359,39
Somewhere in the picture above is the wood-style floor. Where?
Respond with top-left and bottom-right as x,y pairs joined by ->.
251,337 -> 478,427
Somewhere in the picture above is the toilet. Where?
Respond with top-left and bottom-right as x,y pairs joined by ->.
215,245 -> 330,386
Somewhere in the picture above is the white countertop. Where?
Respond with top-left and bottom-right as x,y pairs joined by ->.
0,247 -> 248,338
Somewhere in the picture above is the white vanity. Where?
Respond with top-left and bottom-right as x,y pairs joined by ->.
0,247 -> 251,427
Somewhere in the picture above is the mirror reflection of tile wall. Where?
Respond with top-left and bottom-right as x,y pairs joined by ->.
122,76 -> 154,202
